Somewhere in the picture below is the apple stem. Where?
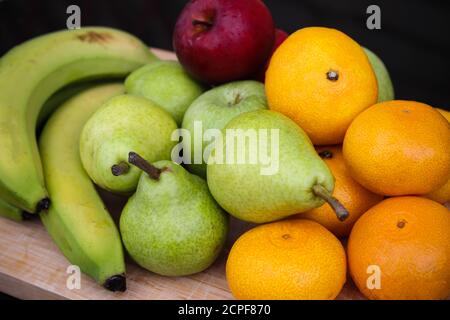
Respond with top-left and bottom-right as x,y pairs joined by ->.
192,18 -> 213,32
312,184 -> 349,221
128,152 -> 162,181
111,162 -> 130,176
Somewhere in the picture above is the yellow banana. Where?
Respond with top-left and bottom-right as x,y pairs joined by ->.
0,27 -> 157,212
39,83 -> 126,291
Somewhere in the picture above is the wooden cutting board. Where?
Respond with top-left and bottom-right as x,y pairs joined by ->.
0,48 -> 376,300
0,191 -> 365,300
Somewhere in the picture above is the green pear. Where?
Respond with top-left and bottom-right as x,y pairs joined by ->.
181,80 -> 268,177
125,60 -> 205,125
363,47 -> 395,102
80,94 -> 177,194
207,110 -> 349,224
120,153 -> 228,276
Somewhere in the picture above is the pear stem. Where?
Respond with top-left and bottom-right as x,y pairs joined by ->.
111,162 -> 130,176
128,152 -> 162,180
312,184 -> 349,221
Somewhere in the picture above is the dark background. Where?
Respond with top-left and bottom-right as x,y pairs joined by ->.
0,0 -> 449,109
0,0 -> 448,300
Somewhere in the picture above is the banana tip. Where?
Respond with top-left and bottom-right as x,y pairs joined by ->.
104,274 -> 127,292
36,198 -> 50,213
22,211 -> 38,220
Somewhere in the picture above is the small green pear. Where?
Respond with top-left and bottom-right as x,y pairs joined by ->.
120,153 -> 228,276
125,61 -> 205,125
80,94 -> 177,194
207,110 -> 348,224
363,47 -> 395,102
182,80 -> 268,177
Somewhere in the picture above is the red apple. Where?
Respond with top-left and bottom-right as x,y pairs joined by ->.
254,28 -> 289,82
173,0 -> 275,85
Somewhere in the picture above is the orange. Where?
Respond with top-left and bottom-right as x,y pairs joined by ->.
226,219 -> 346,300
265,27 -> 377,145
423,108 -> 450,203
343,100 -> 450,196
348,197 -> 450,300
424,181 -> 450,204
437,108 -> 450,122
295,146 -> 383,237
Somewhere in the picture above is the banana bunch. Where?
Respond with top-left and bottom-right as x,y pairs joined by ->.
0,27 -> 158,291
0,27 -> 157,213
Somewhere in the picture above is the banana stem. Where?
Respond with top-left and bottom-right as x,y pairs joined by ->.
128,152 -> 162,180
22,211 -> 37,220
103,274 -> 126,292
111,161 -> 130,176
312,184 -> 349,221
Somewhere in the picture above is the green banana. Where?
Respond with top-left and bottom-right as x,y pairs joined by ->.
39,83 -> 127,291
0,27 -> 157,213
0,82 -> 99,223
37,81 -> 98,132
0,198 -> 34,222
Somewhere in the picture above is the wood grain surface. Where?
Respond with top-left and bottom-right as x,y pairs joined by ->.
0,48 -> 443,300
0,188 -> 365,300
